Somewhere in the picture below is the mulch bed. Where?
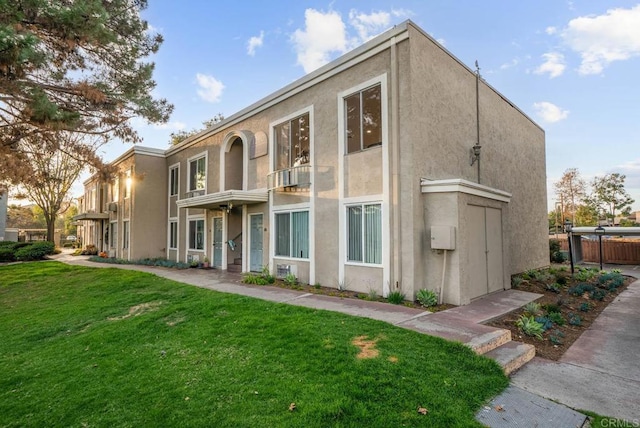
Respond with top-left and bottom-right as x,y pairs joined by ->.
487,267 -> 634,360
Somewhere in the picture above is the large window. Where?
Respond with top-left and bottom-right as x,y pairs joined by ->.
188,219 -> 204,250
345,84 -> 382,153
169,221 -> 178,249
188,156 -> 206,191
169,166 -> 179,196
275,113 -> 310,170
275,211 -> 309,258
109,221 -> 118,249
347,203 -> 382,264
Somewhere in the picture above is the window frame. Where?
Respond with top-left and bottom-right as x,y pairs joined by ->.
188,218 -> 205,251
169,164 -> 179,196
123,220 -> 130,249
187,152 -> 207,192
169,221 -> 178,250
271,108 -> 312,172
346,202 -> 383,266
274,209 -> 309,260
344,83 -> 383,154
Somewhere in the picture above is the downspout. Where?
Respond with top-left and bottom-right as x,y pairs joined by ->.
390,37 -> 402,294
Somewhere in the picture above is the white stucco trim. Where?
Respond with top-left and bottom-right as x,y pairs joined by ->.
185,214 -> 206,263
242,204 -> 248,272
420,179 -> 512,203
337,74 -> 389,296
167,162 -> 180,260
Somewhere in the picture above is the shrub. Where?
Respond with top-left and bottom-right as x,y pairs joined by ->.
0,247 -> 16,262
284,273 -> 297,287
80,245 -> 98,255
534,316 -> 553,331
550,329 -> 564,345
579,302 -> 592,312
242,273 -> 271,285
574,267 -> 599,282
367,288 -> 378,301
545,283 -> 562,293
555,275 -> 568,285
14,241 -> 56,261
590,289 -> 607,301
516,315 -> 544,340
543,303 -> 561,314
568,283 -> 595,296
511,276 -> 524,287
523,302 -> 542,317
416,289 -> 438,308
387,290 -> 405,305
547,312 -> 566,326
568,313 -> 582,326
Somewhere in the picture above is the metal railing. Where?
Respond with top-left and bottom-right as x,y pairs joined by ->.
268,165 -> 311,190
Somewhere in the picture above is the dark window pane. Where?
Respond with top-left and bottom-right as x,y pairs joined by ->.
362,85 -> 382,149
275,213 -> 290,256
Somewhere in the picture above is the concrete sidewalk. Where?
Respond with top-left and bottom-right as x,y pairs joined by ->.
49,253 -> 640,425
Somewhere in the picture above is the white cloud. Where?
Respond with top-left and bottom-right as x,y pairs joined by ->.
195,73 -> 225,103
348,10 -> 391,42
534,52 -> 566,78
291,8 -> 413,73
533,101 -> 569,123
247,31 -> 264,56
561,5 -> 640,75
500,58 -> 519,70
545,26 -> 557,35
291,9 -> 348,73
617,160 -> 640,188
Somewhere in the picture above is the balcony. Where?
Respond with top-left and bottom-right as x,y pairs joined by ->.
186,189 -> 206,198
176,189 -> 269,210
268,165 -> 311,190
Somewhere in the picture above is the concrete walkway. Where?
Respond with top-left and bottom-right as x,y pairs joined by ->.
48,253 -> 640,425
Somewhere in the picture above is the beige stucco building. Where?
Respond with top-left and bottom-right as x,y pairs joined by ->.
75,21 -> 548,305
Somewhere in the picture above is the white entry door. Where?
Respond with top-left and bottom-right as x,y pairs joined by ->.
249,214 -> 263,272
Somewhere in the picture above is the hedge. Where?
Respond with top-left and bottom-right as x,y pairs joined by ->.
0,241 -> 56,262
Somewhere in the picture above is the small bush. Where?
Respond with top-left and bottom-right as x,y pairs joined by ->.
555,275 -> 568,285
547,312 -> 566,326
387,290 -> 405,305
367,288 -> 378,301
416,289 -> 438,308
550,329 -> 564,345
542,303 -> 561,314
516,315 -> 544,340
590,289 -> 607,301
545,283 -> 562,293
284,273 -> 297,287
523,302 -> 542,317
574,267 -> 598,282
81,245 -> 98,255
568,283 -> 595,296
511,276 -> 524,287
242,273 -> 271,285
0,247 -> 16,262
14,241 -> 56,261
568,313 -> 582,326
579,302 -> 592,312
534,316 -> 553,331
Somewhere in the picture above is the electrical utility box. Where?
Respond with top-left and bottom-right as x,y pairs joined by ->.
430,225 -> 456,250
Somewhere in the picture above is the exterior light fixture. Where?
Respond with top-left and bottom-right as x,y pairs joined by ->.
470,143 -> 481,166
219,203 -> 233,214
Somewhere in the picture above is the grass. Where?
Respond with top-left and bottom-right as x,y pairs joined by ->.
0,262 -> 508,427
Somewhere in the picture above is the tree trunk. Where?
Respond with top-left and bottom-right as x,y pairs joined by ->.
46,212 -> 56,243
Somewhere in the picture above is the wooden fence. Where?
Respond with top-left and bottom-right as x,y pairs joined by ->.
554,238 -> 640,265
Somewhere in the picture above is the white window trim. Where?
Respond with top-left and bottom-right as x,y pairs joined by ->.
337,74 -> 390,295
168,163 -> 180,197
344,200 -> 383,268
168,219 -> 178,250
271,205 -> 311,261
269,106 -> 313,173
187,151 -> 208,193
186,215 -> 206,253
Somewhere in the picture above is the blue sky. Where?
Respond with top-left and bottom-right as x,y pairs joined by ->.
90,0 -> 640,212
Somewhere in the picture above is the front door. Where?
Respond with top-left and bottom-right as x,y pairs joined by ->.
249,214 -> 263,272
212,217 -> 223,268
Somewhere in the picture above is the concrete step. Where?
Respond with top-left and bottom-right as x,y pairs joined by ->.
484,341 -> 536,376
398,316 -> 511,355
233,257 -> 242,265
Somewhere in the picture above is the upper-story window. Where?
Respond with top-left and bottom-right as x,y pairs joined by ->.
124,170 -> 132,198
169,165 -> 179,196
345,83 -> 382,153
188,155 -> 206,191
275,113 -> 309,170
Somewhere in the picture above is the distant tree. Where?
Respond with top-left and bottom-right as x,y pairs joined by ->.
63,204 -> 78,236
6,204 -> 45,229
554,168 -> 586,224
14,133 -> 87,241
590,173 -> 634,225
0,0 -> 173,185
574,204 -> 599,227
170,113 -> 225,145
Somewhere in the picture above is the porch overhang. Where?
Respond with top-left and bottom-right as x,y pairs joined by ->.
176,189 -> 269,210
73,212 -> 109,221
421,178 -> 511,203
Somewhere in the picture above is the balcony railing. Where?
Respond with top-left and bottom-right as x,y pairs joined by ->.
186,189 -> 206,198
268,165 -> 311,190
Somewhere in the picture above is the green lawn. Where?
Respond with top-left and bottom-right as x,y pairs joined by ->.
0,262 -> 508,427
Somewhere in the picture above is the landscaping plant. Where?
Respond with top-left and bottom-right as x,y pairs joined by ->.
416,289 -> 438,308
516,315 -> 544,340
386,290 -> 405,305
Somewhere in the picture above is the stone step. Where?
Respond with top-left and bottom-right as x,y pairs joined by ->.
233,257 -> 242,265
398,316 -> 511,355
484,340 -> 536,376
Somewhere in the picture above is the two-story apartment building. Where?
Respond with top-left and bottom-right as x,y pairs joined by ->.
76,21 -> 548,305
